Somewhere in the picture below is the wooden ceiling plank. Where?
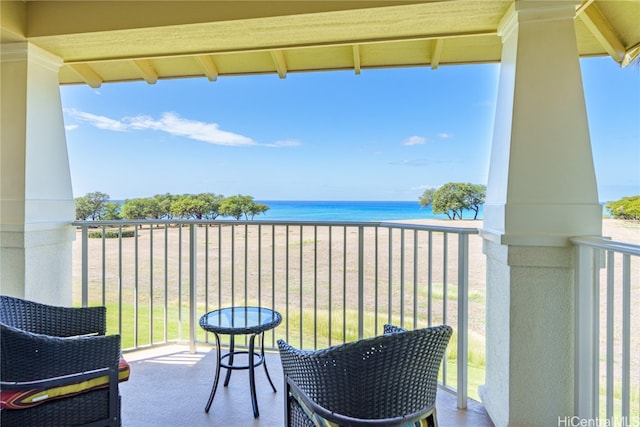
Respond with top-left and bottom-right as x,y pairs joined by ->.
68,63 -> 103,88
196,55 -> 218,81
576,0 -> 596,16
578,2 -> 626,63
270,50 -> 287,79
132,59 -> 158,84
352,44 -> 361,74
59,29 -> 498,68
622,42 -> 640,68
431,38 -> 444,70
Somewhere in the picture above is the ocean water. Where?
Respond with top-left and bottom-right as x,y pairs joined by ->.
110,199 -> 484,222
255,200 -> 483,222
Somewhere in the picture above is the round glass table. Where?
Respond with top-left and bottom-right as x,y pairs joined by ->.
199,306 -> 282,418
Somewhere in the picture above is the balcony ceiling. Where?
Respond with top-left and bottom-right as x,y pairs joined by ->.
1,1 -> 639,88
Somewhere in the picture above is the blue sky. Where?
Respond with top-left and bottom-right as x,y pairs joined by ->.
61,56 -> 639,202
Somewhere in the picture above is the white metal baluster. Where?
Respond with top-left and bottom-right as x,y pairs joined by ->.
606,250 -> 614,421
457,232 -> 469,409
189,224 -> 197,353
622,254 -> 631,420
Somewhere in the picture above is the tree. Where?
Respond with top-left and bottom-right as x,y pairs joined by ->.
246,201 -> 269,220
151,193 -> 179,219
167,193 -> 224,220
432,183 -> 466,220
76,192 -> 268,221
102,202 -> 122,220
170,194 -> 205,219
75,191 -> 110,220
121,198 -> 153,220
75,196 -> 92,220
219,195 -> 269,220
419,182 -> 486,220
606,196 -> 640,220
463,183 -> 486,220
418,188 -> 436,209
196,193 -> 225,219
219,195 -> 247,219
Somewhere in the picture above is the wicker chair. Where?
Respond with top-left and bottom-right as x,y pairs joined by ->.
0,295 -> 125,427
278,324 -> 452,427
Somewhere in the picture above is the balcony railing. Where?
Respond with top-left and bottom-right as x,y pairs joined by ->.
73,219 -> 640,419
73,219 -> 481,409
573,236 -> 640,422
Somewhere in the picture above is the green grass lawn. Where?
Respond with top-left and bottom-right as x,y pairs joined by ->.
95,301 -> 640,411
104,301 -> 487,401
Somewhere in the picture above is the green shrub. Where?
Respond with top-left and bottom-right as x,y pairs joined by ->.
605,196 -> 640,220
88,228 -> 135,238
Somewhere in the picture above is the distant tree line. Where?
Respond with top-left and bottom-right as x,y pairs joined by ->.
75,192 -> 269,221
418,182 -> 486,220
605,196 -> 640,221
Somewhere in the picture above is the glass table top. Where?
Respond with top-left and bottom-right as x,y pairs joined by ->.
199,306 -> 282,335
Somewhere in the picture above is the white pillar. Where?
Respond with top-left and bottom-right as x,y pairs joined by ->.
1,42 -> 75,306
479,1 -> 602,426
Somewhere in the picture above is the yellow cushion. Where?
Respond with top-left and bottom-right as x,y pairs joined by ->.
1,357 -> 129,410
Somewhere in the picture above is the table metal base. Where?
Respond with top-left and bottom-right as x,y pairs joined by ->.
204,332 -> 277,418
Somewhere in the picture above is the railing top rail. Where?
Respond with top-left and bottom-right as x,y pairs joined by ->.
571,236 -> 640,257
72,219 -> 480,234
377,221 -> 479,234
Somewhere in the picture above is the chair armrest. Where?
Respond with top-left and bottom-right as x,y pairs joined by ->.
286,377 -> 432,427
0,323 -> 120,383
1,364 -> 120,412
1,366 -> 113,391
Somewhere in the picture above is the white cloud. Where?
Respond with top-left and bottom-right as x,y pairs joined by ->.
65,108 -> 129,132
126,112 -> 256,147
63,109 -> 275,147
265,139 -> 302,148
438,132 -> 452,139
389,158 -> 430,166
64,109 -> 303,148
412,184 -> 438,191
402,135 -> 427,146
65,124 -> 78,131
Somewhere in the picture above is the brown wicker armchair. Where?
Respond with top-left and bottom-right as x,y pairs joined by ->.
0,295 -> 128,427
278,324 -> 452,427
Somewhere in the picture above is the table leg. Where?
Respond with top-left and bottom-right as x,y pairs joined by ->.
261,331 -> 277,393
223,335 -> 235,387
249,333 -> 259,418
204,333 -> 222,413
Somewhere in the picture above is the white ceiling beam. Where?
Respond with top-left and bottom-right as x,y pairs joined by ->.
270,50 -> 287,79
132,59 -> 158,84
577,2 -> 626,63
196,55 -> 218,81
68,63 -> 103,88
352,44 -> 361,75
431,39 -> 444,70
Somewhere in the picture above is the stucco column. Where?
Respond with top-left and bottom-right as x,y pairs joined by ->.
479,1 -> 602,426
1,42 -> 75,306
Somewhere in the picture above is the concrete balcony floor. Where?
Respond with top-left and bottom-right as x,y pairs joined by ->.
120,345 -> 494,427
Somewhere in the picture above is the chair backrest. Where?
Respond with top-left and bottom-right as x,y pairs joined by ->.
0,295 -> 106,337
278,324 -> 452,420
